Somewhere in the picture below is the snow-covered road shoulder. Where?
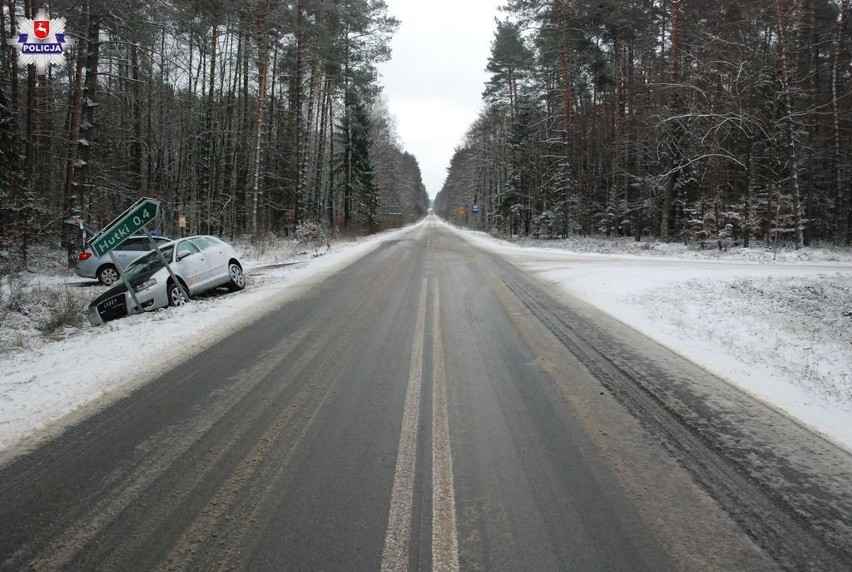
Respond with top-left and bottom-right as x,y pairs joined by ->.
0,227 -> 411,462
447,223 -> 852,453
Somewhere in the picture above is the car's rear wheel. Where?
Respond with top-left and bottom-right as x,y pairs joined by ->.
97,265 -> 119,286
167,280 -> 190,306
228,262 -> 245,291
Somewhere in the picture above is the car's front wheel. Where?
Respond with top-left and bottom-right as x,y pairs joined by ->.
228,262 -> 245,291
167,280 -> 190,306
97,264 -> 119,286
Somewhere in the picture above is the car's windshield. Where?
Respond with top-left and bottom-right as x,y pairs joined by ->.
124,245 -> 174,281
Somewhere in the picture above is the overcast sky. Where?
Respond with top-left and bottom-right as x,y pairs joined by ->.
377,0 -> 504,200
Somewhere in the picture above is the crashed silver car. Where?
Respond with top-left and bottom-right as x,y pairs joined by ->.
88,235 -> 245,326
73,235 -> 173,285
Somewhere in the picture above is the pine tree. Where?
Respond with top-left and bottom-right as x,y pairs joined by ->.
0,83 -> 24,267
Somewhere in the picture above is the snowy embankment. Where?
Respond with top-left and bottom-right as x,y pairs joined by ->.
448,222 -> 852,452
0,229 -> 408,462
1,218 -> 851,462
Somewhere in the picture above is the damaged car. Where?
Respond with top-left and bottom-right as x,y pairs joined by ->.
88,235 -> 245,326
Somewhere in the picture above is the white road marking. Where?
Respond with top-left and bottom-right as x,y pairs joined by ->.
381,276 -> 429,572
382,235 -> 460,571
431,282 -> 460,571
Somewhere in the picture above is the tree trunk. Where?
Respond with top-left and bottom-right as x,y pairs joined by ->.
661,0 -> 681,241
252,4 -> 271,236
76,13 -> 100,219
774,0 -> 805,248
238,27 -> 250,233
61,0 -> 88,258
628,31 -> 640,242
202,24 -> 218,233
317,75 -> 332,229
557,38 -> 572,131
303,58 -> 319,218
343,34 -> 353,233
293,0 -> 305,227
7,0 -> 19,110
832,0 -> 849,243
23,67 -> 35,179
130,43 -> 143,193
744,141 -> 757,248
325,84 -> 335,232
0,1 -> 9,97
612,27 -> 625,236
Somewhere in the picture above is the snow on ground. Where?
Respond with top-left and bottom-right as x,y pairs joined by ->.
0,228 -> 409,462
2,218 -> 851,463
501,232 -> 852,265
448,222 -> 852,452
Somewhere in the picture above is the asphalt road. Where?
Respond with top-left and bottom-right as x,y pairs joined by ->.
2,219 -> 851,571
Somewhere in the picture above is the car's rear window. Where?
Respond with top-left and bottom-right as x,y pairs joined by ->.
115,239 -> 148,251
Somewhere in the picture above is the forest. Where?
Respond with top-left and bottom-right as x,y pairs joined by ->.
0,0 -> 430,269
435,0 -> 851,248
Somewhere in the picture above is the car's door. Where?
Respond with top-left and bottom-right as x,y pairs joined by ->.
189,236 -> 228,288
172,239 -> 208,293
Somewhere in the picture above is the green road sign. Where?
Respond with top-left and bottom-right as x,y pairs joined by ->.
90,198 -> 160,257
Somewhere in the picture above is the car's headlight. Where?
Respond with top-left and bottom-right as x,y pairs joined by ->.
135,278 -> 157,292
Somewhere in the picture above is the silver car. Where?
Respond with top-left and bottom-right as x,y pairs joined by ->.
74,235 -> 173,285
87,235 -> 245,326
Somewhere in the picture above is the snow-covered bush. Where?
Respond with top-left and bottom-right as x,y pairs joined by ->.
39,286 -> 87,335
1,275 -> 88,345
294,221 -> 329,257
1,273 -> 27,314
250,231 -> 286,259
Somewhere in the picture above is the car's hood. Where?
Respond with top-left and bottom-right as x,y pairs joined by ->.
88,267 -> 161,307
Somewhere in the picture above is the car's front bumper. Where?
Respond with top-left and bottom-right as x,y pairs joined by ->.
87,305 -> 104,327
88,291 -> 129,326
88,284 -> 173,326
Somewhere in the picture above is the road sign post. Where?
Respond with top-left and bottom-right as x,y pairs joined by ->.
110,250 -> 145,315
89,198 -> 161,315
